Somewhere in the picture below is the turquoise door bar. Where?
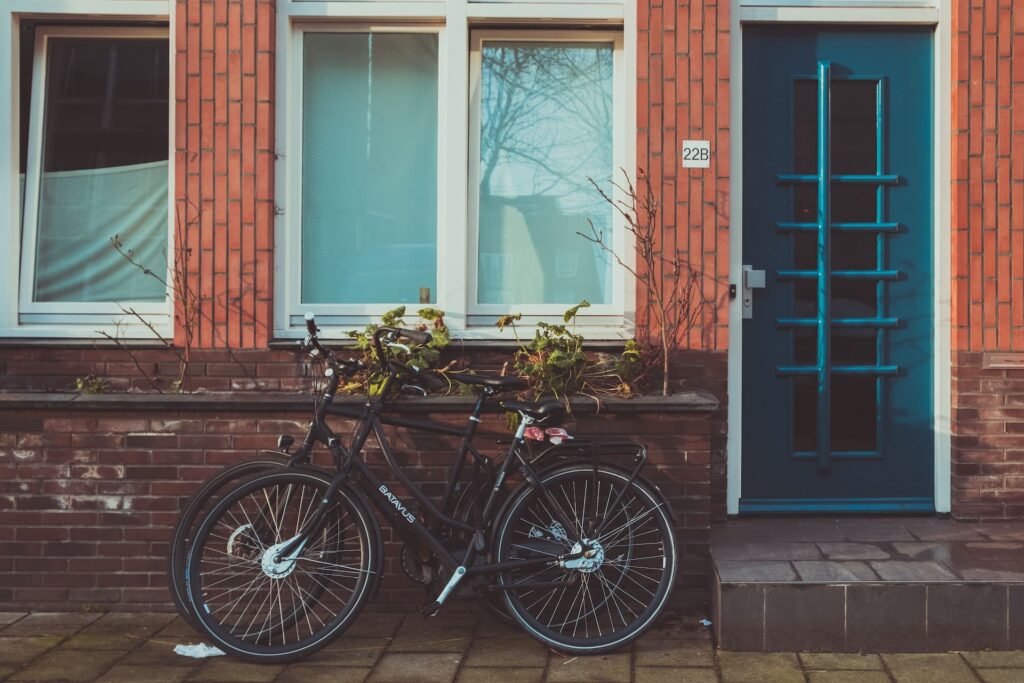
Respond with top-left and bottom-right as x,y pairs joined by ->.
815,61 -> 832,474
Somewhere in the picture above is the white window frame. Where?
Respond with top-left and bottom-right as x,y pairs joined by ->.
467,29 -> 627,321
275,0 -> 637,341
283,23 -> 447,324
19,25 -> 171,320
0,1 -> 173,339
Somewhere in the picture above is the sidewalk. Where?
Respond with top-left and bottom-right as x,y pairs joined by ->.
0,609 -> 1019,682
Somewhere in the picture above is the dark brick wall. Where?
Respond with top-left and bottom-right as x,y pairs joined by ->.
952,351 -> 1024,519
0,396 -> 719,611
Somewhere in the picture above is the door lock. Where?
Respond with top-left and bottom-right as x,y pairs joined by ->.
741,265 -> 766,319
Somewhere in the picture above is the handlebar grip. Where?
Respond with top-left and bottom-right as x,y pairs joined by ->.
396,328 -> 432,345
304,312 -> 318,336
415,369 -> 446,391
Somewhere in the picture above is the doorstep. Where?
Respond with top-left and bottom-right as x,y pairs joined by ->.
710,517 -> 1024,652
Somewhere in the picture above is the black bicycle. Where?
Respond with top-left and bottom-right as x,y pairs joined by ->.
180,314 -> 678,662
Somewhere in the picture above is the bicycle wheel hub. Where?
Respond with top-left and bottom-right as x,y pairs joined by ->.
562,539 -> 604,573
260,540 -> 299,579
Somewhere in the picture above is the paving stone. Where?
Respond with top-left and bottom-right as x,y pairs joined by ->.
0,615 -> 27,630
344,613 -> 406,639
275,665 -> 371,683
546,652 -> 631,683
9,647 -> 123,681
976,670 -> 1024,683
87,613 -> 176,636
366,653 -> 463,683
716,561 -> 797,582
799,653 -> 884,670
959,566 -> 1024,581
806,673 -> 890,683
119,640 -> 181,665
457,667 -> 544,683
890,543 -> 951,562
718,652 -> 802,683
793,561 -> 879,582
1,613 -> 101,637
153,617 -> 202,640
304,637 -> 389,667
882,654 -> 977,683
473,617 -> 521,639
839,522 -> 916,543
387,633 -> 473,653
0,636 -> 63,665
95,664 -> 193,683
869,561 -> 957,581
189,659 -> 283,682
61,632 -> 139,650
963,651 -> 1024,668
635,667 -> 719,683
746,542 -> 822,561
0,665 -> 14,680
817,543 -> 891,561
635,638 -> 715,667
392,613 -> 477,644
462,636 -> 549,667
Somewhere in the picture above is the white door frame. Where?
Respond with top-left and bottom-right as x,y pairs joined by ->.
726,1 -> 952,515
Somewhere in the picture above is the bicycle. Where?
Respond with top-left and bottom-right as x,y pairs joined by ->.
181,314 -> 678,662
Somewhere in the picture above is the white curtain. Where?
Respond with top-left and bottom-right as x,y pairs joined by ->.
30,160 -> 168,303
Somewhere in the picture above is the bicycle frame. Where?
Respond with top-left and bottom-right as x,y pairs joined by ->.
278,370 -> 589,605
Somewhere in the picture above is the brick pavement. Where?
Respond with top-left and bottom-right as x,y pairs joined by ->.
0,609 -> 1018,682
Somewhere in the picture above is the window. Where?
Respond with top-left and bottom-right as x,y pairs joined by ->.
284,24 -> 628,336
470,33 -> 620,312
300,31 -> 439,306
19,26 -> 170,323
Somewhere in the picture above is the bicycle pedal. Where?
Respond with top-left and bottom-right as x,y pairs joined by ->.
419,601 -> 441,617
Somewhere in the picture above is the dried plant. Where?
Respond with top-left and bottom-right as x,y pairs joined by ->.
579,168 -> 714,396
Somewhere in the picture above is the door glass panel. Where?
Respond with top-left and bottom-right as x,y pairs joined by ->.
831,376 -> 877,451
830,81 -> 877,174
793,376 -> 816,452
832,280 -> 876,319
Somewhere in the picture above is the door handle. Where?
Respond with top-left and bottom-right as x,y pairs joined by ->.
742,265 -> 766,319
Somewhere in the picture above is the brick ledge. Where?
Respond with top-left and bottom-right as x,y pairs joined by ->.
0,390 -> 720,414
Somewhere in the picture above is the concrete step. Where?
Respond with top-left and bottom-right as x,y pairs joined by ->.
710,517 -> 1024,652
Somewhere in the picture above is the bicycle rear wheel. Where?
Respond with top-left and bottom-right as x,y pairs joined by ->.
167,456 -> 288,627
494,463 -> 677,655
186,469 -> 380,662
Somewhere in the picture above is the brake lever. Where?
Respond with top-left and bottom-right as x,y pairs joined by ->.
387,342 -> 412,355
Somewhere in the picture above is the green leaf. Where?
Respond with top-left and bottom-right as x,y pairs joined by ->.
496,313 -> 522,331
563,300 -> 591,323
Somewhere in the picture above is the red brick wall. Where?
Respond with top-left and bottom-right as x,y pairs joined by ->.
175,0 -> 276,349
637,0 -> 730,352
950,1 -> 1024,518
0,400 -> 717,610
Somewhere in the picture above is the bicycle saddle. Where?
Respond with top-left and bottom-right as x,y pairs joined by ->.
449,372 -> 528,392
501,398 -> 566,426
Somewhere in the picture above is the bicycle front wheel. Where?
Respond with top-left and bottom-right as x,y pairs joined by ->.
168,456 -> 288,628
494,463 -> 677,655
186,469 -> 380,662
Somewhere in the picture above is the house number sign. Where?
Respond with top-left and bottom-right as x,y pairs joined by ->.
682,140 -> 711,168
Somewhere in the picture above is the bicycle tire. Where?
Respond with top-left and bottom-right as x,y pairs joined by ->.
493,463 -> 677,655
186,468 -> 381,662
167,455 -> 288,627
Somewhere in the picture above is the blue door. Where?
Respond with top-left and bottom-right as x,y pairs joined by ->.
741,27 -> 934,513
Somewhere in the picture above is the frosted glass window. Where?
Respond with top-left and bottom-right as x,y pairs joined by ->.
32,38 -> 169,303
301,33 -> 438,305
477,42 -> 614,306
